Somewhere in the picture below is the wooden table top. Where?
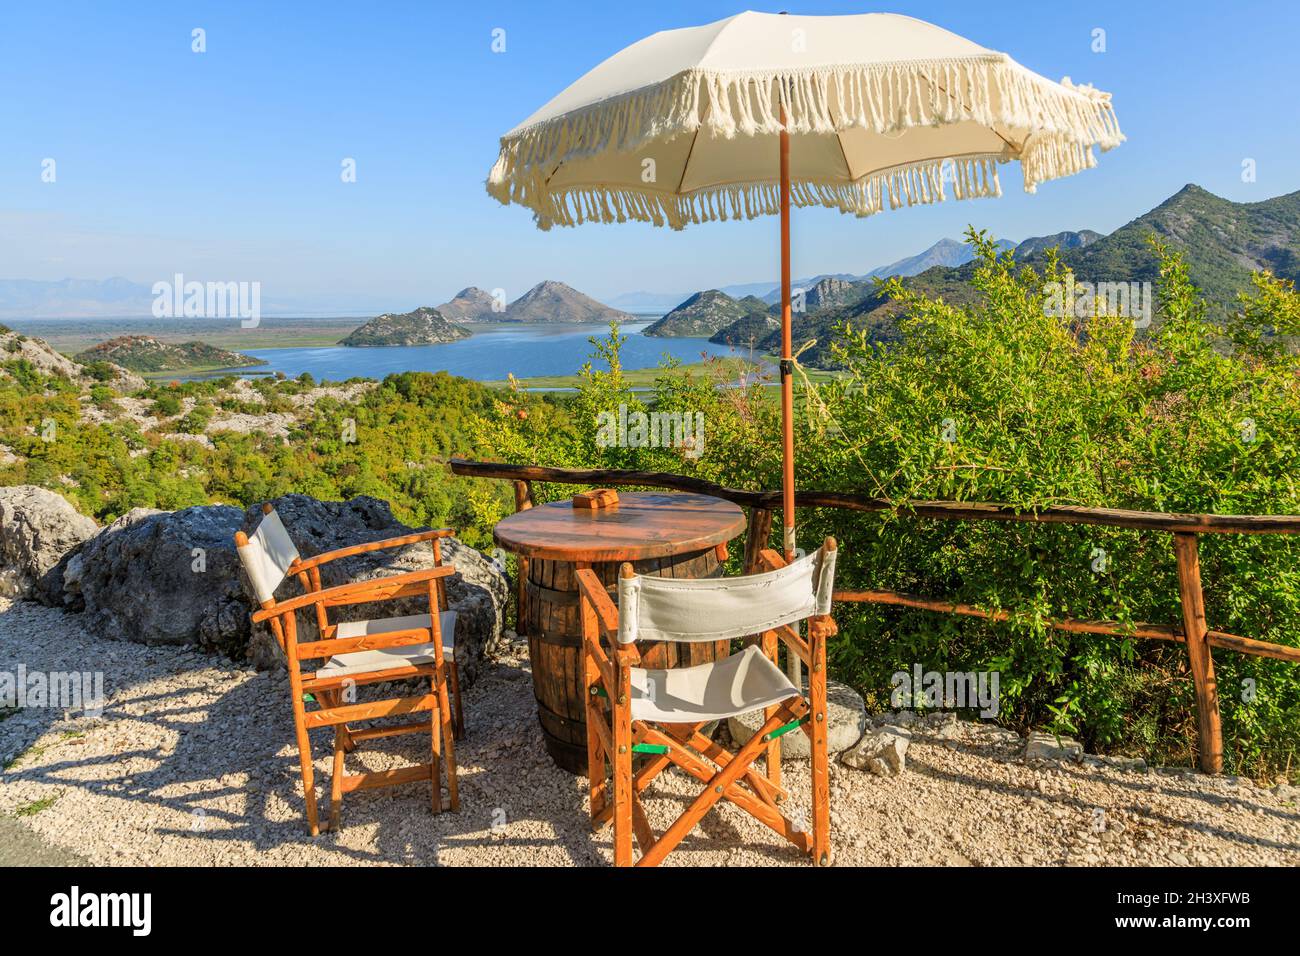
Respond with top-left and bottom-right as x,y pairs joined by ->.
493,491 -> 746,563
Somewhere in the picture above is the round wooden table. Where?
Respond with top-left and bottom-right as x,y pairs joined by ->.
494,491 -> 746,772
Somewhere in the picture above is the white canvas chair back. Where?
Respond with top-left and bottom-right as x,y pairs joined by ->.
616,544 -> 836,645
236,508 -> 301,603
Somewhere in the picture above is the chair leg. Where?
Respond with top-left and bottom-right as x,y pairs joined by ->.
583,652 -> 607,824
638,706 -> 795,868
435,666 -> 459,811
330,728 -> 345,832
450,660 -> 465,740
289,697 -> 320,837
612,671 -> 634,866
430,675 -> 443,813
809,634 -> 832,867
761,630 -> 783,792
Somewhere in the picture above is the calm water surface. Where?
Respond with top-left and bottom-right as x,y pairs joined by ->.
241,322 -> 748,383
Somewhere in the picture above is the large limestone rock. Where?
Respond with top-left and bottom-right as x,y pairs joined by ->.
63,505 -> 251,656
53,493 -> 507,681
237,494 -> 508,682
0,486 -> 99,603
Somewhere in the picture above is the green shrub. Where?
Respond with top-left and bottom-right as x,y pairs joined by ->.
788,233 -> 1300,778
152,393 -> 182,417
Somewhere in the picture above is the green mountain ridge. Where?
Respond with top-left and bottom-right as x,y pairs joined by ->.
760,185 -> 1300,369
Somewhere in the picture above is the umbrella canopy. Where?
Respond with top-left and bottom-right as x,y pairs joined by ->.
487,10 -> 1122,565
488,11 -> 1122,230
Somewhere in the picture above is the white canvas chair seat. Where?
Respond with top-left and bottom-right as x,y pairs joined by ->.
320,611 -> 457,678
629,644 -> 799,723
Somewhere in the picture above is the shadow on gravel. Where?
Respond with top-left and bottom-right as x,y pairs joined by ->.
905,749 -> 1300,857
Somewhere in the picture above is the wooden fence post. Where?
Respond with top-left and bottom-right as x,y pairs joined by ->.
1174,533 -> 1223,773
512,480 -> 534,636
743,508 -> 773,574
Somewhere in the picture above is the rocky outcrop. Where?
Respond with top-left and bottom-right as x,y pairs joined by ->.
799,276 -> 868,312
0,486 -> 99,603
236,495 -> 508,682
339,307 -> 472,347
645,289 -> 763,338
435,287 -> 502,322
62,505 -> 251,656
0,328 -> 143,393
13,489 -> 507,682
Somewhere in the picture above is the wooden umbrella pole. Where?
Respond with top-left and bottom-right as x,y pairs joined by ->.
779,121 -> 796,564
779,113 -> 803,690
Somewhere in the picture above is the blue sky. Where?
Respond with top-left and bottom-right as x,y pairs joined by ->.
2,0 -> 1298,312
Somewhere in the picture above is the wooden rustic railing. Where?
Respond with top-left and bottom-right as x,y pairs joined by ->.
449,458 -> 1300,773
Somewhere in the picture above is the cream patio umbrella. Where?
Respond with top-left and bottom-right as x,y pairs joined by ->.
487,9 -> 1123,563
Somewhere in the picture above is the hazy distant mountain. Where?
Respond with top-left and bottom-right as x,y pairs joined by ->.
644,289 -> 769,337
503,280 -> 632,324
339,307 -> 471,347
619,238 -> 1015,311
607,290 -> 694,312
435,286 -> 501,322
0,277 -> 155,318
75,335 -> 265,372
0,277 -> 392,319
863,237 -> 1019,281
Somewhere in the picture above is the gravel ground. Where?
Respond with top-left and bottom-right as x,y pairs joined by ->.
1,596 -> 1297,867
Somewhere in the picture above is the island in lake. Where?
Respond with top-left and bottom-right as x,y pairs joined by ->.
339,306 -> 471,347
75,335 -> 267,373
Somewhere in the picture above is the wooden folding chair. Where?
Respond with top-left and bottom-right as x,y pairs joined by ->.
235,505 -> 462,835
579,537 -> 838,867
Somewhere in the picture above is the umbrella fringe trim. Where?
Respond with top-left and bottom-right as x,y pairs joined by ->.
488,55 -> 1123,226
499,154 -> 1024,231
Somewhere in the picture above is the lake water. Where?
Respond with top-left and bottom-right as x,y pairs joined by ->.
240,322 -> 748,384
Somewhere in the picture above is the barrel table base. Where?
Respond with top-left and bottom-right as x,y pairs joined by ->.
524,547 -> 728,774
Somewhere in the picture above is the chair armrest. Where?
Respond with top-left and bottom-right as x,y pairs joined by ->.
292,529 -> 456,573
252,565 -> 456,622
808,615 -> 838,640
757,548 -> 787,573
575,568 -> 639,665
575,569 -> 618,635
